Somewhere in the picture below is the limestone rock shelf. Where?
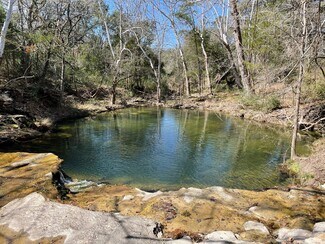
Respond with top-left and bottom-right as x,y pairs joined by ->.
0,152 -> 324,243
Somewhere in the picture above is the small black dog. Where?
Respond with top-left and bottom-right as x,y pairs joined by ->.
153,222 -> 164,238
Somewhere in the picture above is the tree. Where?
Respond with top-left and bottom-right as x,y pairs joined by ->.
209,0 -> 242,89
290,0 -> 308,159
229,0 -> 252,94
0,0 -> 15,65
151,0 -> 191,97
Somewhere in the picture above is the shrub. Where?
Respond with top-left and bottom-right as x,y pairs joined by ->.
264,95 -> 281,112
240,94 -> 281,113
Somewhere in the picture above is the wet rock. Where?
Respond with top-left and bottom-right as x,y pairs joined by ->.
204,231 -> 238,242
243,221 -> 269,234
0,193 -> 160,243
276,228 -> 312,241
313,222 -> 325,233
66,180 -> 97,192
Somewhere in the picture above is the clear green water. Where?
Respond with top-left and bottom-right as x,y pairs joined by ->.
3,108 -> 310,190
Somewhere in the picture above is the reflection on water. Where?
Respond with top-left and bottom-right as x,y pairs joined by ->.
2,108 -> 309,190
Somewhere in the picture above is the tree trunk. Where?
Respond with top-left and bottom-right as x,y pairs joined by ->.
40,48 -> 52,80
178,47 -> 190,97
111,78 -> 117,105
157,81 -> 161,103
230,0 -> 252,94
193,32 -> 202,94
291,1 -> 307,159
221,41 -> 242,88
200,34 -> 212,94
60,55 -> 65,100
0,0 -> 15,65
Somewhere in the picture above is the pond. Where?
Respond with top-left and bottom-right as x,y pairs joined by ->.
3,108 -> 309,190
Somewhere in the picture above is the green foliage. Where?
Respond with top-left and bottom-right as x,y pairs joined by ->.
284,159 -> 314,185
240,94 -> 281,113
286,159 -> 300,175
303,77 -> 325,101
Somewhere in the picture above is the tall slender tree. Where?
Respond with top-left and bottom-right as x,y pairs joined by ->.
291,0 -> 308,159
0,0 -> 16,65
229,0 -> 252,93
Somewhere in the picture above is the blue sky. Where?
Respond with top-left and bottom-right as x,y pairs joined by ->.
103,0 -> 225,49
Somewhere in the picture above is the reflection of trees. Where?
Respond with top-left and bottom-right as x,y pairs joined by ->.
222,122 -> 290,189
5,108 -> 296,190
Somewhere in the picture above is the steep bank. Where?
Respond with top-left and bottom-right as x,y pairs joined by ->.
0,152 -> 324,243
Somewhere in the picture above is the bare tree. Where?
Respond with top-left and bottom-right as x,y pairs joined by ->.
209,0 -> 242,88
0,0 -> 16,65
290,0 -> 308,159
199,5 -> 212,94
151,0 -> 191,97
98,0 -> 133,105
229,0 -> 252,93
131,22 -> 166,103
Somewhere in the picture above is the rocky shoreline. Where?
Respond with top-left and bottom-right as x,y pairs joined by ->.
0,152 -> 324,243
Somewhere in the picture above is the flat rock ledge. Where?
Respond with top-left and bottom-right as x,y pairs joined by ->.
0,192 -> 160,243
1,193 -> 325,244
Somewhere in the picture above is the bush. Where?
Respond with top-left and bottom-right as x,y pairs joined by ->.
240,94 -> 281,112
302,73 -> 325,101
264,95 -> 281,112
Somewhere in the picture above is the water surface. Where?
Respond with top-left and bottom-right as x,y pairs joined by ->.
3,108 -> 308,190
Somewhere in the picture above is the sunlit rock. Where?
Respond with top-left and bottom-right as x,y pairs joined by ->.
136,188 -> 163,201
0,193 -> 160,243
123,195 -> 135,201
313,222 -> 325,233
276,228 -> 312,242
203,231 -> 238,242
243,221 -> 269,234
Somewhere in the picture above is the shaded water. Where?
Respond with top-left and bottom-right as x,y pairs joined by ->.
3,108 -> 309,190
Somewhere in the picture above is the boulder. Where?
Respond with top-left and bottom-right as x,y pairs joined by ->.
204,231 -> 238,242
313,222 -> 325,233
243,221 -> 269,234
276,228 -> 312,241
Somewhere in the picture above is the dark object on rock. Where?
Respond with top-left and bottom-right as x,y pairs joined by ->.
153,222 -> 164,237
52,169 -> 73,200
240,113 -> 245,119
